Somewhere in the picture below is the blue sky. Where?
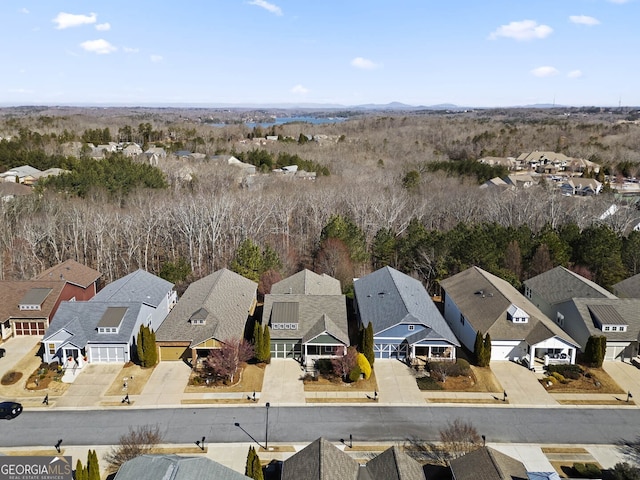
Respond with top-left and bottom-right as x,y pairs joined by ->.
1,0 -> 638,107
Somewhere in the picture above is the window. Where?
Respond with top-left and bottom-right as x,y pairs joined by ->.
460,314 -> 465,326
603,326 -> 611,332
611,326 -> 618,332
408,325 -> 415,331
191,319 -> 205,325
556,312 -> 564,327
525,286 -> 531,299
48,343 -> 56,355
98,327 -> 118,334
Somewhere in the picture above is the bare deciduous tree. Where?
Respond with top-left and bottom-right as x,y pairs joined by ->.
104,424 -> 164,472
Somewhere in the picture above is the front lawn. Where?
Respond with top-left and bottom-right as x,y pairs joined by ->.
185,363 -> 265,393
541,364 -> 624,394
416,361 -> 503,392
303,370 -> 378,392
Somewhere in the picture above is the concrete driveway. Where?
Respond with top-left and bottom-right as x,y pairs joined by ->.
260,359 -> 305,405
490,361 -> 558,406
0,336 -> 41,378
603,361 -> 640,400
54,364 -> 122,408
135,361 -> 191,407
374,360 -> 425,404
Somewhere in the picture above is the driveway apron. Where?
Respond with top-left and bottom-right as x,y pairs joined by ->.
374,360 -> 425,404
259,359 -> 305,406
54,364 -> 122,408
490,361 -> 557,406
136,361 -> 191,407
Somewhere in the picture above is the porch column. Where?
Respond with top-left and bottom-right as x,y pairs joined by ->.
570,348 -> 576,364
304,344 -> 307,362
428,346 -> 432,359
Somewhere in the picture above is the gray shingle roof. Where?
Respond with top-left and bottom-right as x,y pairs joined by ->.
271,269 -> 342,295
524,266 -> 616,305
440,267 -> 578,346
113,454 -> 251,480
42,301 -> 143,348
364,446 -> 425,480
571,298 -> 640,341
93,269 -> 173,308
282,438 -> 361,480
354,266 -> 459,346
613,273 -> 640,298
156,269 -> 257,346
262,294 -> 349,345
450,447 -> 528,480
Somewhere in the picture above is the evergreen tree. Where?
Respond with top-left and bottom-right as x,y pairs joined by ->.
251,454 -> 264,480
261,326 -> 271,364
253,321 -> 263,362
474,331 -> 484,366
482,333 -> 492,367
75,459 -> 85,480
87,449 -> 100,480
146,328 -> 158,367
245,446 -> 256,477
364,322 -> 375,366
136,326 -> 144,366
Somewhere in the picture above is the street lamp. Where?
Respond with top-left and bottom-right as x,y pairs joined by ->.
195,436 -> 205,451
265,402 -> 270,450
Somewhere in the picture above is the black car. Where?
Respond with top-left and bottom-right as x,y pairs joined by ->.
0,401 -> 23,419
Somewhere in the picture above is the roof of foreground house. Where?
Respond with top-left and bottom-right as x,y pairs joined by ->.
156,268 -> 257,346
354,266 -> 459,346
34,259 -> 101,289
440,267 -> 577,346
113,454 -> 251,480
271,269 -> 341,295
613,273 -> 640,299
92,269 -> 173,308
281,438 -> 361,480
449,447 -> 528,480
524,266 -> 616,306
567,297 -> 640,342
0,280 -> 66,321
364,446 -> 425,480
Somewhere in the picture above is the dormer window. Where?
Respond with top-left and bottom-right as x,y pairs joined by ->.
189,307 -> 208,325
588,305 -> 628,334
507,304 -> 529,324
19,288 -> 52,311
97,306 -> 127,335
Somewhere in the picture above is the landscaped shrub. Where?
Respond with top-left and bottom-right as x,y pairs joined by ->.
349,365 -> 362,383
1,371 -> 22,385
547,364 -> 583,380
456,358 -> 471,371
541,376 -> 557,386
416,376 -> 444,390
356,353 -> 372,380
550,372 -> 566,383
428,360 -> 470,379
316,359 -> 333,375
573,463 -> 601,478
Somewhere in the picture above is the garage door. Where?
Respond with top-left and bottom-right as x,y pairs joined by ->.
14,321 -> 46,335
91,346 -> 125,363
490,345 -> 514,361
159,346 -> 189,361
606,345 -> 626,361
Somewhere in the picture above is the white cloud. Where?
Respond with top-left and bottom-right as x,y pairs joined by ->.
531,66 -> 559,77
150,55 -> 163,63
489,20 -> 553,41
351,57 -> 381,70
124,47 -> 139,54
568,70 -> 583,78
248,0 -> 283,16
19,8 -> 29,14
53,12 -> 97,29
291,84 -> 309,94
95,22 -> 111,31
80,39 -> 116,55
569,15 -> 600,26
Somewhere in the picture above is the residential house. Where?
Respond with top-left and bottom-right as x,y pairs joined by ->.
0,281 -> 66,339
34,167 -> 67,182
449,447 -> 528,480
523,267 -> 639,360
440,266 -> 579,365
155,269 -> 257,364
144,147 -> 167,166
559,178 -> 602,196
523,266 -> 617,321
480,177 -> 509,190
478,156 -> 519,171
122,143 -> 143,157
34,259 -> 102,301
42,269 -> 175,366
0,165 -> 42,185
212,155 -> 257,175
0,181 -> 32,201
281,437 -> 425,480
353,266 -> 460,361
613,273 -> 640,298
113,454 -> 251,480
262,270 -> 350,364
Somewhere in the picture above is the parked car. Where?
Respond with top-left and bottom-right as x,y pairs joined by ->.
0,401 -> 23,419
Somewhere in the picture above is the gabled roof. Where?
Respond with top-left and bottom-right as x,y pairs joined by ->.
156,269 -> 257,346
524,266 -> 616,306
354,266 -> 459,346
449,447 -> 528,480
271,269 -> 342,295
42,301 -> 143,347
364,446 -> 425,480
263,294 -> 349,345
281,438 -> 360,480
440,267 -> 577,346
113,454 -> 251,480
613,273 -> 640,298
0,280 -> 66,321
35,259 -> 101,289
93,269 -> 173,308
0,165 -> 42,178
570,298 -> 640,341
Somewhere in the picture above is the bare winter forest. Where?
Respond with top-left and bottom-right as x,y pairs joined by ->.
1,106 -> 640,293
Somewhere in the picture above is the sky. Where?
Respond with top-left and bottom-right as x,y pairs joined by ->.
0,0 -> 638,108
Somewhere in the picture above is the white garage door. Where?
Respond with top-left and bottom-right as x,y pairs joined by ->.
91,346 -> 125,363
606,345 -> 625,361
491,345 -> 516,361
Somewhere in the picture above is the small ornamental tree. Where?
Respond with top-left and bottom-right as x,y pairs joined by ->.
251,454 -> 264,480
205,339 -> 254,384
261,325 -> 271,364
364,322 -> 375,366
75,459 -> 87,480
253,321 -> 263,362
356,353 -> 372,380
87,449 -> 100,480
585,335 -> 606,367
332,346 -> 358,381
245,446 -> 256,477
481,333 -> 492,367
146,328 -> 158,367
